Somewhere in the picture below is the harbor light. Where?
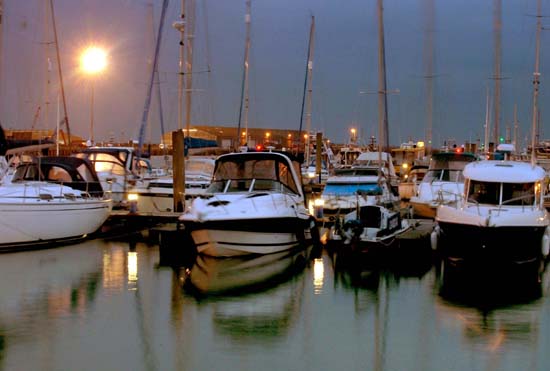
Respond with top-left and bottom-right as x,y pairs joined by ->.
80,46 -> 108,74
80,45 -> 108,146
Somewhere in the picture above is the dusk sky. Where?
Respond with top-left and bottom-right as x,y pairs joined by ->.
0,0 -> 548,148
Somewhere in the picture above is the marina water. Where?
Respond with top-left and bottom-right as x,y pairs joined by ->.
1,238 -> 550,371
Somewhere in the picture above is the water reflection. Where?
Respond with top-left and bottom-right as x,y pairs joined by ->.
0,240 -> 105,368
181,246 -> 312,297
175,246 -> 312,344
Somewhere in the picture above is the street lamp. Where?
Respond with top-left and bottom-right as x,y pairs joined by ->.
350,128 -> 357,143
80,46 -> 107,146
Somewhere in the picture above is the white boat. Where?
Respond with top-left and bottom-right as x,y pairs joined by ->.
128,156 -> 215,216
179,151 -> 316,257
73,146 -> 163,209
397,164 -> 428,201
301,157 -> 329,185
434,160 -> 550,272
0,157 -> 112,251
327,204 -> 411,255
314,167 -> 397,227
409,151 -> 477,218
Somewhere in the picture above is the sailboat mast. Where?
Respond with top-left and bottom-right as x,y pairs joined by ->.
484,86 -> 490,156
0,0 -> 3,117
49,0 -> 71,146
423,0 -> 434,155
492,0 -> 502,145
175,0 -> 186,131
184,0 -> 196,138
377,0 -> 389,152
299,15 -> 315,164
513,103 -> 518,154
136,0 -> 169,158
531,0 -> 542,166
237,0 -> 251,148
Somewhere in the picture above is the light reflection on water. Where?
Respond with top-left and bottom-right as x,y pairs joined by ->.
0,238 -> 549,370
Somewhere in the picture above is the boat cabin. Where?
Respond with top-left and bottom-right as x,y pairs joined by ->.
463,161 -> 545,207
11,157 -> 104,197
423,152 -> 477,183
206,152 -> 303,196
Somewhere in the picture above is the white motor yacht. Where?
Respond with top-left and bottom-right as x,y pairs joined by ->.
180,151 -> 316,257
409,151 -> 477,218
128,156 -> 215,216
434,160 -> 550,273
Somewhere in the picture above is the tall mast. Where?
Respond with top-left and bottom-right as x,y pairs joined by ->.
484,86 -> 490,155
513,103 -> 518,154
531,0 -> 542,166
174,0 -> 186,131
43,0 -> 52,133
492,0 -> 502,145
136,0 -> 169,158
236,0 -> 251,148
49,0 -> 71,146
298,15 -> 315,164
184,0 -> 196,140
377,0 -> 389,152
423,0 -> 435,155
0,0 -> 3,118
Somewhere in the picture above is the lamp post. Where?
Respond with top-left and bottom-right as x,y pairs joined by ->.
80,46 -> 107,146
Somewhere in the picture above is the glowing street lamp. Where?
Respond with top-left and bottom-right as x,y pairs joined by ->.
350,128 -> 357,143
80,46 -> 107,145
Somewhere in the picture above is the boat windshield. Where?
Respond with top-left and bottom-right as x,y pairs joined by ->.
323,183 -> 382,195
186,159 -> 215,174
208,157 -> 299,194
75,152 -> 127,176
423,169 -> 465,183
467,180 -> 538,206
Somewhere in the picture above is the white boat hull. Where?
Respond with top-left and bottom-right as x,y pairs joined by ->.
191,228 -> 309,257
0,199 -> 112,250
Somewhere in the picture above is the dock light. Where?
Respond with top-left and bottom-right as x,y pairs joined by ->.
308,198 -> 325,218
127,193 -> 138,213
402,163 -> 409,169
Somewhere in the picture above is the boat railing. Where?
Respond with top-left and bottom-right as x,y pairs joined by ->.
466,194 -> 537,215
436,188 -> 463,206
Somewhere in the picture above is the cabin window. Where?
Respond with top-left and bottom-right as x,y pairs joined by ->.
468,180 -> 536,205
47,166 -> 72,183
12,164 -> 42,182
211,157 -> 299,194
502,182 -> 535,205
468,181 -> 500,205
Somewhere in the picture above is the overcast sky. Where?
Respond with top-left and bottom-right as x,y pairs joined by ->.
0,0 -> 548,148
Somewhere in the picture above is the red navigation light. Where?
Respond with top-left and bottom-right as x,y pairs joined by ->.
455,147 -> 463,153
256,144 -> 263,151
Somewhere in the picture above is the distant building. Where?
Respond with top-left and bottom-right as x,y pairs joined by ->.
161,125 -> 306,151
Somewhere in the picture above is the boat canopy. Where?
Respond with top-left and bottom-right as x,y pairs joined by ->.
11,157 -> 104,197
210,152 -> 301,195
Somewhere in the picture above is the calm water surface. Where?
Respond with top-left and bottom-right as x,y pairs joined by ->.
1,237 -> 550,371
